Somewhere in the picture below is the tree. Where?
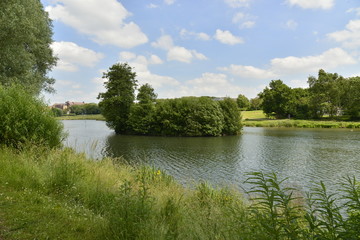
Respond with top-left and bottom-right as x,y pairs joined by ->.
128,84 -> 157,135
219,98 -> 242,135
137,83 -> 157,104
259,80 -> 292,118
249,97 -> 262,110
98,63 -> 137,134
236,94 -> 250,110
0,0 -> 57,94
308,69 -> 345,118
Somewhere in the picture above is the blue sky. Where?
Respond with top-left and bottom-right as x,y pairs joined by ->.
41,0 -> 360,104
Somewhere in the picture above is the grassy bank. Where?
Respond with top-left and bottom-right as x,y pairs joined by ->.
242,110 -> 360,128
1,146 -> 360,239
56,114 -> 105,121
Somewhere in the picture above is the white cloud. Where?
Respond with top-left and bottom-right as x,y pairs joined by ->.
221,48 -> 356,79
241,21 -> 256,29
118,52 -> 179,89
285,0 -> 334,10
214,29 -> 244,45
347,8 -> 360,16
147,3 -> 158,8
180,29 -> 211,41
167,47 -> 207,63
152,35 -> 207,63
220,65 -> 277,79
327,20 -> 360,48
119,51 -> 137,61
285,19 -> 298,30
51,41 -> 104,72
164,0 -> 176,5
45,0 -> 148,48
224,0 -> 252,8
151,35 -> 174,50
270,48 -> 356,74
163,72 -> 258,98
232,12 -> 256,29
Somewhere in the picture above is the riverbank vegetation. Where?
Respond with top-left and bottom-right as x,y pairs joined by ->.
98,63 -> 242,136
1,145 -> 360,239
56,114 -> 105,121
253,69 -> 360,120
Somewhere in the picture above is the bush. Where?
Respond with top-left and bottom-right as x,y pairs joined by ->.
0,85 -> 64,148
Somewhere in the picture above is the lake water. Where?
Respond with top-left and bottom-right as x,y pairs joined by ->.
62,120 -> 360,192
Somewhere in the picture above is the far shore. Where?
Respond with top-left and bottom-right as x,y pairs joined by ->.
56,111 -> 360,129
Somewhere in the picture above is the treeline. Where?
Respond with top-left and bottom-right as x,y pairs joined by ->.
98,63 -> 242,136
51,103 -> 101,117
239,69 -> 360,120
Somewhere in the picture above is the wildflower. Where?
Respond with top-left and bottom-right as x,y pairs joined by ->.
156,170 -> 161,175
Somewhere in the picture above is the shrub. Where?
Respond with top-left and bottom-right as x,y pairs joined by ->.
0,85 -> 64,148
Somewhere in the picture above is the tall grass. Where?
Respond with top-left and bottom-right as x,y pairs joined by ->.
1,146 -> 360,239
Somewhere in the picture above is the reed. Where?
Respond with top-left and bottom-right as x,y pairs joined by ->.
1,146 -> 360,239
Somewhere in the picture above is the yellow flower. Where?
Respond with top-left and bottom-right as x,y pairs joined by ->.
156,170 -> 161,175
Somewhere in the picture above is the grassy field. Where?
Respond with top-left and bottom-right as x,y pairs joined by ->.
56,114 -> 105,121
1,145 -> 360,239
241,111 -> 360,128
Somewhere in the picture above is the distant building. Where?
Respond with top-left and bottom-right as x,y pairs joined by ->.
65,101 -> 85,107
52,101 -> 85,110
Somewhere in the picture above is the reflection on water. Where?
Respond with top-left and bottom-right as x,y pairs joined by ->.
62,120 -> 360,191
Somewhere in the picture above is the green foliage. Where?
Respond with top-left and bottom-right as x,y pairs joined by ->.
249,97 -> 263,110
70,103 -> 101,115
259,80 -> 293,119
98,63 -> 137,134
308,69 -> 346,119
154,97 -> 226,136
0,85 -> 64,148
137,83 -> 157,104
0,0 -> 57,94
51,107 -> 63,117
236,94 -> 250,110
218,97 -> 242,135
1,147 -> 360,240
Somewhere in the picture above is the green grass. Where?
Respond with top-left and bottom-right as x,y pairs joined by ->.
56,114 -> 105,121
241,111 -> 360,128
1,145 -> 360,239
241,110 -> 267,120
243,119 -> 360,128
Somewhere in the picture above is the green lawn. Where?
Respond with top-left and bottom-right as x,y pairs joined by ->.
56,114 -> 105,121
241,111 -> 360,128
241,110 -> 267,120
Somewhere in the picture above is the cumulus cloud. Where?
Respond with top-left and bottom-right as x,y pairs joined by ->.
45,0 -> 148,48
285,0 -> 334,10
152,35 -> 207,63
219,65 -> 277,79
214,29 -> 244,45
163,72 -> 258,98
118,51 -> 179,88
327,20 -> 360,48
51,41 -> 104,72
164,0 -> 176,5
232,12 -> 257,29
224,0 -> 252,8
180,29 -> 211,41
221,48 -> 356,79
270,48 -> 356,74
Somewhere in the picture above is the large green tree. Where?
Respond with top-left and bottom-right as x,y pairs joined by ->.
259,80 -> 293,118
236,94 -> 250,110
98,63 -> 137,134
308,69 -> 345,118
0,0 -> 57,94
128,84 -> 157,135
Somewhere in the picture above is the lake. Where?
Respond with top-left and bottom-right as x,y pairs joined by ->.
62,120 -> 360,192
